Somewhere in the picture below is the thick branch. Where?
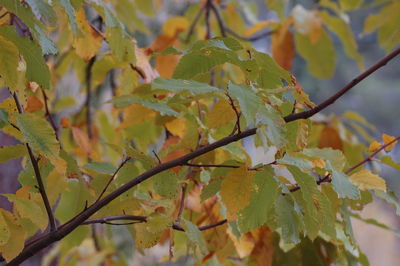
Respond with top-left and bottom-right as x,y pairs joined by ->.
12,93 -> 57,232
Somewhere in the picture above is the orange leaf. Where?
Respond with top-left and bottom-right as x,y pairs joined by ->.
72,127 -> 91,155
162,17 -> 189,38
382,134 -> 398,152
243,21 -> 275,37
25,96 -> 43,113
318,126 -> 343,150
60,117 -> 70,128
271,18 -> 295,70
368,140 -> 381,153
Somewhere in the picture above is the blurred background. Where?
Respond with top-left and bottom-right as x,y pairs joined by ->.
1,0 -> 399,265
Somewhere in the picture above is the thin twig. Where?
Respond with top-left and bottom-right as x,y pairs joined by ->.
129,63 -> 146,81
205,0 -> 212,40
184,162 -> 274,171
185,6 -> 205,42
153,150 -> 162,164
285,46 -> 400,123
41,89 -> 59,142
225,93 -> 241,134
209,0 -> 226,37
12,92 -> 57,232
175,184 -> 187,224
95,157 -> 131,203
172,219 -> 227,231
85,57 -> 96,140
225,27 -> 275,42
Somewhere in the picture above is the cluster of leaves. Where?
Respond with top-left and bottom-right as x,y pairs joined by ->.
0,0 -> 399,265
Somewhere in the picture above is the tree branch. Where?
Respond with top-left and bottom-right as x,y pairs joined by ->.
185,5 -> 205,42
8,47 -> 400,265
205,0 -> 212,40
41,89 -> 59,142
12,92 -> 57,232
225,27 -> 275,42
85,57 -> 96,140
284,46 -> 400,123
208,1 -> 226,37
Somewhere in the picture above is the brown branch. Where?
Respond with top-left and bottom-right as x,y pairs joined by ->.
41,89 -> 59,142
209,1 -> 226,37
184,162 -> 274,171
8,47 -> 400,265
205,0 -> 212,40
129,63 -> 146,81
85,57 -> 96,140
172,219 -> 227,231
12,92 -> 57,232
95,157 -> 131,203
185,6 -> 205,42
284,46 -> 400,123
175,183 -> 187,224
225,93 -> 241,134
226,27 -> 275,42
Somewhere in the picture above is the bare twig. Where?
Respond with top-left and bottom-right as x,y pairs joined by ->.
153,150 -> 162,164
85,57 -> 96,140
205,0 -> 212,40
208,1 -> 226,37
225,93 -> 241,134
95,157 -> 131,203
129,63 -> 146,81
225,27 -> 275,42
41,89 -> 59,142
185,6 -> 205,42
175,184 -> 187,224
12,92 -> 57,232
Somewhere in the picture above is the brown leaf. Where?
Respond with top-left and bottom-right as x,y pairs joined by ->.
272,17 -> 295,70
72,127 -> 91,155
318,126 -> 343,150
25,96 -> 43,112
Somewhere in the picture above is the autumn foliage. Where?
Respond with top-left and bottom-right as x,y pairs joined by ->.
0,0 -> 399,265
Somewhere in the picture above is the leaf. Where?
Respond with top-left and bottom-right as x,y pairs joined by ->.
83,162 -> 116,175
71,127 -> 91,155
152,78 -> 219,94
238,167 -> 279,233
368,141 -> 381,153
294,29 -> 336,79
0,26 -> 50,89
320,11 -> 363,68
55,180 -> 89,222
3,194 -> 48,231
0,210 -> 25,262
340,0 -> 363,11
162,16 -> 189,37
135,223 -> 161,248
382,134 -> 397,152
25,96 -> 44,113
146,213 -> 173,233
220,166 -> 254,220
153,170 -> 179,199
381,156 -> 400,171
0,36 -> 19,88
275,195 -> 300,244
271,18 -> 295,70
0,144 -> 26,163
73,8 -> 103,61
59,0 -> 78,35
0,211 -> 10,246
25,0 -> 57,26
126,146 -> 157,169
349,170 -> 386,191
292,5 -> 323,43
182,218 -> 208,254
110,96 -> 180,117
303,148 -> 346,171
206,99 -> 236,129
330,166 -> 360,200
16,113 -> 59,159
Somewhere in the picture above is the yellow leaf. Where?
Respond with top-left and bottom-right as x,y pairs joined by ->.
368,140 -> 381,153
349,169 -> 386,191
73,9 -> 103,61
312,158 -> 325,168
220,167 -> 254,220
162,16 -> 189,38
244,21 -> 275,37
0,210 -> 26,262
207,100 -> 236,129
134,47 -> 159,83
382,134 -> 398,152
227,230 -> 254,258
165,117 -> 187,138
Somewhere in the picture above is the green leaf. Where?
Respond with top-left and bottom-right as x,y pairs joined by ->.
238,167 -> 279,233
0,26 -> 51,89
340,0 -> 363,10
253,51 -> 291,88
153,170 -> 179,199
303,148 -> 346,171
0,109 -> 8,128
275,195 -> 301,244
0,144 -> 27,163
381,156 -> 400,171
146,213 -> 173,233
55,180 -> 89,222
126,147 -> 157,169
295,29 -> 336,79
320,11 -> 363,68
0,36 -> 19,88
58,0 -> 78,35
330,166 -> 360,200
16,113 -> 59,159
182,218 -> 208,254
34,25 -> 58,55
83,162 -> 116,175
25,0 -> 57,26
277,153 -> 313,170
152,78 -> 219,94
0,210 -> 25,262
110,95 -> 180,117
